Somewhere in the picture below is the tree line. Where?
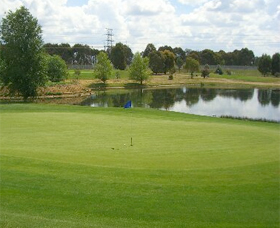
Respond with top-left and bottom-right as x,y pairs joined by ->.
44,41 -> 280,77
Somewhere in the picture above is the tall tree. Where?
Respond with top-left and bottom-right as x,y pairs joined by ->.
129,52 -> 149,85
184,57 -> 200,77
123,44 -> 133,66
72,44 -> 93,65
162,50 -> 176,74
200,49 -> 221,65
94,52 -> 112,83
174,47 -> 186,61
271,53 -> 280,76
258,54 -> 271,77
158,45 -> 174,54
238,48 -> 255,65
110,42 -> 126,70
0,6 -> 46,99
176,57 -> 184,72
143,43 -> 156,58
149,51 -> 165,74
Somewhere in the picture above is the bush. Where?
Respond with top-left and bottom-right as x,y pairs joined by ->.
215,65 -> 223,75
46,55 -> 68,82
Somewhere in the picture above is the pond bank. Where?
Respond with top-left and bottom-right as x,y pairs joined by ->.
1,74 -> 280,101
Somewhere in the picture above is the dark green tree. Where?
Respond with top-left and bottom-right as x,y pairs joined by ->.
174,47 -> 186,61
72,44 -> 93,65
46,55 -> 68,82
200,49 -> 221,65
258,54 -> 272,77
143,43 -> 156,58
271,53 -> 280,76
176,57 -> 184,72
162,50 -> 175,74
214,65 -> 223,75
0,6 -> 47,99
123,44 -> 133,66
129,52 -> 149,85
44,43 -> 73,64
110,42 -> 126,70
149,51 -> 165,74
158,45 -> 174,54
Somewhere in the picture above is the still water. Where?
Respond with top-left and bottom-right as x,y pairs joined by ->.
81,88 -> 280,121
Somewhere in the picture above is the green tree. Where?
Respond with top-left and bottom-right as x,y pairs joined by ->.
123,44 -> 133,66
110,42 -> 126,70
174,47 -> 186,61
258,54 -> 272,77
176,57 -> 184,72
94,52 -> 112,83
0,6 -> 47,99
129,52 -> 149,85
149,51 -> 165,74
162,50 -> 175,74
238,48 -> 255,65
46,55 -> 68,82
200,49 -> 221,65
184,57 -> 200,77
271,53 -> 280,76
143,43 -> 156,58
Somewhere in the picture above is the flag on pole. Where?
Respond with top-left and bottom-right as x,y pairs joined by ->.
124,100 -> 132,108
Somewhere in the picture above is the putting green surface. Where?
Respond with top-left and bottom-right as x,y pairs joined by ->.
0,104 -> 279,227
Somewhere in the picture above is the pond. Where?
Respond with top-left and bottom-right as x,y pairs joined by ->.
81,88 -> 280,122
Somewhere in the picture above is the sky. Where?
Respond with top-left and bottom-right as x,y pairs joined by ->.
0,0 -> 279,56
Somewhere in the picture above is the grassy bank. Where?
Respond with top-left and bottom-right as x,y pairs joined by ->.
0,104 -> 279,227
67,68 -> 280,90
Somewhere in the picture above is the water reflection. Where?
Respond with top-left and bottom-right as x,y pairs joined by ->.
81,88 -> 280,121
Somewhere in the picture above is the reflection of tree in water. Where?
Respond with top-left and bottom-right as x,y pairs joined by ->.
218,89 -> 254,101
258,89 -> 271,106
271,90 -> 280,107
184,88 -> 200,107
200,88 -> 217,102
81,91 -> 131,107
149,89 -> 176,109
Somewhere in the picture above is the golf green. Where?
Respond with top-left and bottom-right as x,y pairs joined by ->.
0,104 -> 279,227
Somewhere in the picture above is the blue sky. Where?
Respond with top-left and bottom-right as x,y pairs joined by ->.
1,0 -> 279,56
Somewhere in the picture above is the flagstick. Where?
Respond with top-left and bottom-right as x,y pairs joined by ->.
130,108 -> 133,146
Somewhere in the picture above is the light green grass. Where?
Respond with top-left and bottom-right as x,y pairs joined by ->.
68,69 -> 130,80
0,104 -> 279,227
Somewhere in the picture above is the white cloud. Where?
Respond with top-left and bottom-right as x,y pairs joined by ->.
178,0 -> 208,6
0,0 -> 279,56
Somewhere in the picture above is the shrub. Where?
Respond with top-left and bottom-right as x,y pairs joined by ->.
46,55 -> 68,82
215,65 -> 223,75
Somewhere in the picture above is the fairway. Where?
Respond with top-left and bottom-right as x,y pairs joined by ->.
0,104 -> 279,227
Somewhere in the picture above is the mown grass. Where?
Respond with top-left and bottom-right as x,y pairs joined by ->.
68,69 -> 130,80
0,104 -> 279,227
66,68 -> 279,88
